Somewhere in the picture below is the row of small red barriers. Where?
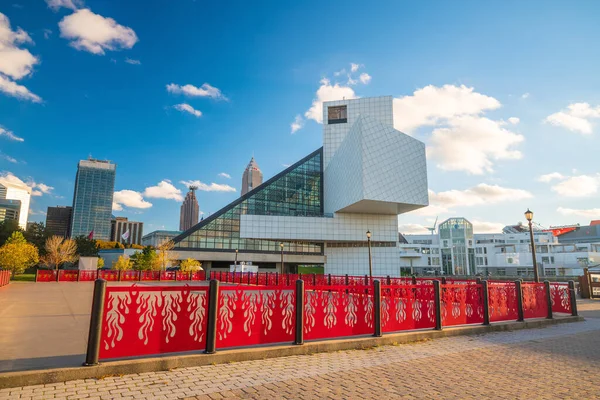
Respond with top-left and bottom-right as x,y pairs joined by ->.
83,276 -> 578,364
35,269 -> 206,282
0,270 -> 9,288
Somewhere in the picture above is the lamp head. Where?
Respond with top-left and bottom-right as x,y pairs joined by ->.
525,209 -> 533,222
366,230 -> 372,239
280,242 -> 284,249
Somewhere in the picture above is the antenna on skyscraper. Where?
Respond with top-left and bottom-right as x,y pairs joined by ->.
189,185 -> 198,192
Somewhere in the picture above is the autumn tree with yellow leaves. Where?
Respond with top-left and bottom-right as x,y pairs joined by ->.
42,236 -> 78,271
0,231 -> 39,277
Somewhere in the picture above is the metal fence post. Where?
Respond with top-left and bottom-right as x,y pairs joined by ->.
276,272 -> 279,286
205,279 -> 219,354
364,275 -> 368,285
345,274 -> 349,285
482,280 -> 490,325
515,280 -> 524,322
138,270 -> 142,281
544,281 -> 553,319
118,270 -> 122,282
84,279 -> 107,366
77,270 -> 81,282
257,271 -> 260,286
312,273 -> 316,287
373,280 -> 382,337
386,275 -> 391,285
441,277 -> 446,284
476,277 -> 482,285
35,269 -> 38,282
412,275 -> 417,285
568,280 -> 578,316
328,274 -> 332,286
56,269 -> 60,282
433,280 -> 442,330
294,279 -> 304,345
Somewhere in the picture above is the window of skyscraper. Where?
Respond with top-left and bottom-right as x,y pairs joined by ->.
327,105 -> 347,124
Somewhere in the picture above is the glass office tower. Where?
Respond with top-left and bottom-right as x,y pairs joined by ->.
70,159 -> 116,240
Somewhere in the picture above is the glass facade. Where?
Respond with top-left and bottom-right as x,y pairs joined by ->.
71,160 -> 116,240
174,148 -> 324,255
439,218 -> 474,275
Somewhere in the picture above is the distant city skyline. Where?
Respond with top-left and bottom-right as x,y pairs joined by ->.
179,186 -> 199,231
241,157 -> 263,196
2,1 -> 600,233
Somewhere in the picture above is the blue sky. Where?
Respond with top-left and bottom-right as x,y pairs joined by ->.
1,0 -> 600,234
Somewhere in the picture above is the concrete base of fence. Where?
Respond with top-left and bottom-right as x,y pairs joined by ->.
0,315 -> 583,389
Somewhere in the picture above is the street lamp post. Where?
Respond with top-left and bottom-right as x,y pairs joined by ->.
366,231 -> 373,279
280,242 -> 284,273
525,209 -> 540,283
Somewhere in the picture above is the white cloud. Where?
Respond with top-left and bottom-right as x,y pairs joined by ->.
180,180 -> 236,192
428,115 -> 524,174
557,207 -> 600,219
218,172 -> 231,179
290,114 -> 304,134
0,13 -> 38,80
551,174 -> 600,197
166,83 -> 227,100
545,102 -> 600,135
124,57 -> 140,65
0,13 -> 41,103
508,117 -> 520,124
173,103 -> 202,118
0,172 -> 53,195
359,72 -> 371,85
113,189 -> 152,211
58,9 -> 138,55
350,63 -> 359,73
393,84 -> 501,133
1,154 -> 17,163
143,180 -> 183,201
45,0 -> 83,11
0,126 -> 24,142
305,78 -> 358,124
398,223 -> 429,234
470,220 -> 505,233
537,172 -> 565,183
428,184 -> 532,212
521,93 -> 530,99
0,74 -> 42,103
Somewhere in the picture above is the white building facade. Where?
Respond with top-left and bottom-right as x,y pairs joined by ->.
173,96 -> 429,275
401,217 -> 599,277
0,179 -> 31,229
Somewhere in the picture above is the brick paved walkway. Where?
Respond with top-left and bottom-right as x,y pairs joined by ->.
2,301 -> 599,399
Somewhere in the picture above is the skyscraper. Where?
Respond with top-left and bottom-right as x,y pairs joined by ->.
241,157 -> 263,196
70,158 -> 116,240
179,186 -> 199,231
0,199 -> 21,223
0,178 -> 31,229
46,206 -> 72,238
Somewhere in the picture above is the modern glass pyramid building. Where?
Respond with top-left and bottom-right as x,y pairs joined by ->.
173,96 -> 429,276
174,148 -> 325,256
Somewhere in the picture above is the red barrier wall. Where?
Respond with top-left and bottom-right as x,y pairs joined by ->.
488,282 -> 519,322
381,285 -> 436,332
522,283 -> 548,319
550,283 -> 571,314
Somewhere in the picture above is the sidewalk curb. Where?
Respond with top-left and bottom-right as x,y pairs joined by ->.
0,315 -> 583,389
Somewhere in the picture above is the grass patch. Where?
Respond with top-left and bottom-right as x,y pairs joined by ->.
11,274 -> 35,282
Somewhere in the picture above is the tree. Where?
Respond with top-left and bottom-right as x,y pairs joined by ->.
0,219 -> 20,246
41,236 -> 78,271
0,231 -> 39,277
156,240 -> 177,271
130,246 -> 159,271
74,236 -> 98,256
97,257 -> 105,269
97,240 -> 124,250
23,222 -> 51,254
179,258 -> 203,272
130,243 -> 144,250
112,255 -> 132,271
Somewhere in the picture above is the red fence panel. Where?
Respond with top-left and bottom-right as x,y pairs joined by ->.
58,270 -> 79,282
0,270 -> 9,287
488,282 -> 519,322
381,285 -> 436,332
303,285 -> 374,341
98,270 -> 119,281
550,283 -> 571,314
176,272 -> 190,281
522,283 -> 548,319
120,270 -> 139,281
99,285 -> 209,360
161,271 -> 176,281
140,271 -> 160,281
79,270 -> 97,281
216,287 -> 295,349
36,270 -> 56,282
441,284 -> 484,326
